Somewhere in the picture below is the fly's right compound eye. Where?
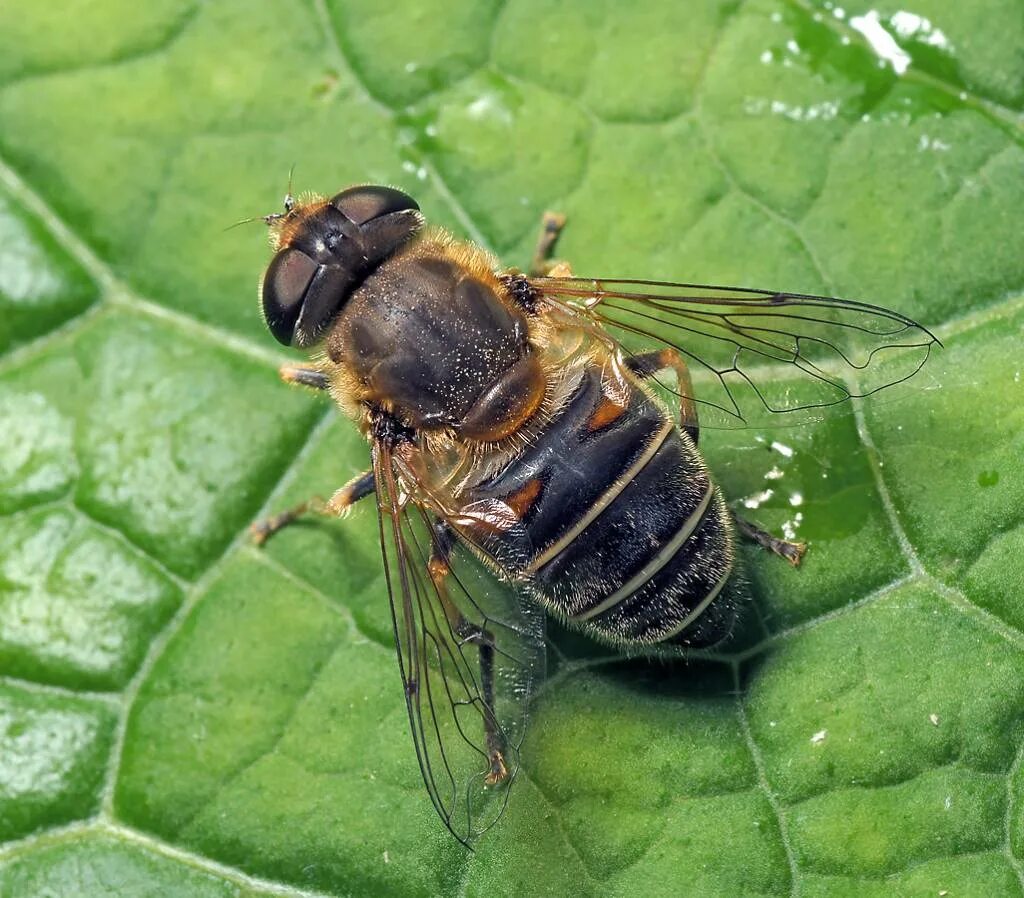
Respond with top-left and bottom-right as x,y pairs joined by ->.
261,246 -> 318,345
331,185 -> 423,263
331,185 -> 419,225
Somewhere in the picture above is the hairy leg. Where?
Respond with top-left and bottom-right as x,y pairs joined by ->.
279,364 -> 330,391
529,211 -> 568,277
250,469 -> 375,545
735,515 -> 807,566
625,348 -> 700,445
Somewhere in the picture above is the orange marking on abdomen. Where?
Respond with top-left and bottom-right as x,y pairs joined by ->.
505,478 -> 543,519
587,395 -> 627,432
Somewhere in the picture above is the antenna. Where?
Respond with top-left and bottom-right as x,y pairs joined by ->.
225,165 -> 297,231
223,212 -> 285,232
284,162 -> 297,212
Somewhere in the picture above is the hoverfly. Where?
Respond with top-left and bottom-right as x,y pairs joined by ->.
247,184 -> 937,846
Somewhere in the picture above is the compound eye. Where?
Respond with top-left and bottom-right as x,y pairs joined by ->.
261,247 -> 318,345
331,185 -> 419,226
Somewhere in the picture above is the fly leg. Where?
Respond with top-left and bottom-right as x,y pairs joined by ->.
278,364 -> 330,391
624,351 -> 806,565
429,521 -> 508,785
735,516 -> 807,567
625,349 -> 700,445
251,361 -> 369,544
529,210 -> 569,277
250,469 -> 375,545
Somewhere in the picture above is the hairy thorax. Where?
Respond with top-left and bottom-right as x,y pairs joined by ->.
324,236 -> 549,444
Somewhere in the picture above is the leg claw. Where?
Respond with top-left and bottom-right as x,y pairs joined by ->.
484,751 -> 508,786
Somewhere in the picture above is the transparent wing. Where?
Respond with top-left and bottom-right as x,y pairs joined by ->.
372,442 -> 545,847
530,276 -> 940,429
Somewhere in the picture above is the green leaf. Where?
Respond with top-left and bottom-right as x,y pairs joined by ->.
0,0 -> 1022,896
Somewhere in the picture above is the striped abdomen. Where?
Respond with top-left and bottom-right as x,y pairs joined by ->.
462,365 -> 736,648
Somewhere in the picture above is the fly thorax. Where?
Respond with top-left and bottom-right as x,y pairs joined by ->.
332,255 -> 541,436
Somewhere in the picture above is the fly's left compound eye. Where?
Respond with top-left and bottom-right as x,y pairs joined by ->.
331,185 -> 419,225
261,246 -> 318,345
